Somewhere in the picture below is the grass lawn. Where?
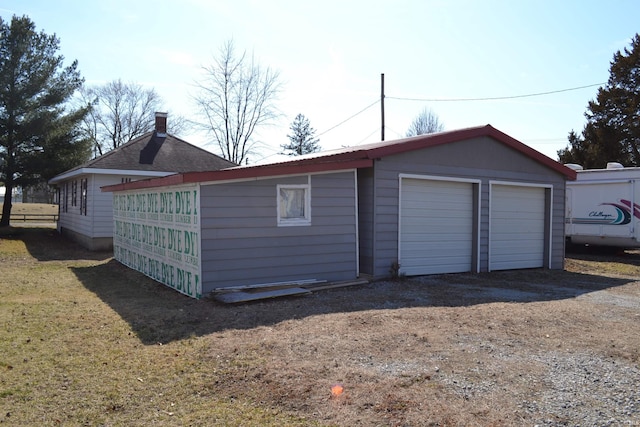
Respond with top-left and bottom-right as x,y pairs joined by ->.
10,203 -> 58,215
0,227 -> 314,426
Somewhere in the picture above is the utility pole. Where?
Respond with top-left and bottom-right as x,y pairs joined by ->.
380,73 -> 385,141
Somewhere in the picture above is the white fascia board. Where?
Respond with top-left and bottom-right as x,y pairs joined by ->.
48,168 -> 174,184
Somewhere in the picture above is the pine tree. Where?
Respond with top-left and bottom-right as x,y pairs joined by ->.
282,114 -> 321,156
558,34 -> 640,168
0,15 -> 90,226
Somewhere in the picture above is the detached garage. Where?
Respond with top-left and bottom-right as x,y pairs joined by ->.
103,125 -> 575,299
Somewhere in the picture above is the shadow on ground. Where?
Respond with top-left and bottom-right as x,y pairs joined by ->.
6,227 -> 635,346
567,245 -> 640,265
0,225 -> 111,261
71,258 -> 634,346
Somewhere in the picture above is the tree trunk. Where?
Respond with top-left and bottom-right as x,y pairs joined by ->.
0,182 -> 13,227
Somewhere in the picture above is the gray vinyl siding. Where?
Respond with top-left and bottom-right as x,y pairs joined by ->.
357,168 -> 374,275
550,184 -> 566,269
199,171 -> 358,292
367,136 -> 567,278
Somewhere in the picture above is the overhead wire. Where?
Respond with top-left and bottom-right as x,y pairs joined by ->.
355,128 -> 381,145
386,82 -> 605,102
316,99 -> 380,137
309,82 -> 605,146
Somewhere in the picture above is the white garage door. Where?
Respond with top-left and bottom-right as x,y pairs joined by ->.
400,178 -> 474,275
490,184 -> 546,271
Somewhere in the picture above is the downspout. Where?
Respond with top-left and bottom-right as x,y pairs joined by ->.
354,170 -> 360,277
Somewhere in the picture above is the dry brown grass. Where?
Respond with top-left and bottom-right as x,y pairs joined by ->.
10,203 -> 58,215
0,228 -> 314,426
1,227 -> 640,426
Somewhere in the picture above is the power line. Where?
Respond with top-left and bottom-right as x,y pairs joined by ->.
386,82 -> 605,102
317,99 -> 380,137
307,82 -> 604,142
355,128 -> 381,145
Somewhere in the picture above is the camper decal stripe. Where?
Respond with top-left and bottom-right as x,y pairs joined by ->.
619,199 -> 640,219
571,199 -> 640,225
599,202 -> 632,225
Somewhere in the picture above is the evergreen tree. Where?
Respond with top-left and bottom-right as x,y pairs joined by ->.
558,34 -> 640,168
282,113 -> 320,156
0,15 -> 90,226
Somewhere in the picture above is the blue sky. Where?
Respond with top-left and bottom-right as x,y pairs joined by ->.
1,0 -> 639,164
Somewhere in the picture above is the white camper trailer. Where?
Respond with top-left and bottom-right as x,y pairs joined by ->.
565,162 -> 640,248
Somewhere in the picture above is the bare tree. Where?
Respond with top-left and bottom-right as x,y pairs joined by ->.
80,79 -> 189,156
406,107 -> 444,137
193,39 -> 282,164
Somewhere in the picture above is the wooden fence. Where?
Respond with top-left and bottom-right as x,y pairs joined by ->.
9,214 -> 59,222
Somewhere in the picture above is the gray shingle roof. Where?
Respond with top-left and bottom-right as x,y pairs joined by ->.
65,132 -> 236,173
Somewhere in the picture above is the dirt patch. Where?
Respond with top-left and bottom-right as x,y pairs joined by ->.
193,256 -> 640,426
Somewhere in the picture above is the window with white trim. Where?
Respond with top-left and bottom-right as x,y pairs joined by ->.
277,184 -> 310,226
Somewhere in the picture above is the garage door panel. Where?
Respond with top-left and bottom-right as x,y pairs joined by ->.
403,231 -> 473,239
402,257 -> 472,275
402,210 -> 470,218
491,242 -> 544,255
491,259 -> 542,271
401,225 -> 473,235
401,216 -> 472,227
490,185 -> 546,271
402,201 -> 472,212
492,230 -> 544,239
402,239 -> 473,251
400,178 -> 474,275
494,218 -> 545,227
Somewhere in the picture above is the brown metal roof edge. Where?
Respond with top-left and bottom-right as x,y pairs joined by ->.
101,158 -> 373,192
359,124 -> 577,180
102,124 -> 576,193
482,125 -> 577,180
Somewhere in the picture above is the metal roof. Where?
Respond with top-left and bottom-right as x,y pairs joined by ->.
102,124 -> 576,192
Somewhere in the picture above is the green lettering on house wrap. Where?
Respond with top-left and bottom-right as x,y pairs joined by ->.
147,193 -> 159,213
175,268 -> 194,295
167,228 -> 183,253
160,192 -> 173,214
183,230 -> 198,256
161,263 -> 175,287
141,224 -> 153,244
193,190 -> 198,216
153,226 -> 166,248
135,194 -> 146,212
127,194 -> 135,212
175,190 -> 192,215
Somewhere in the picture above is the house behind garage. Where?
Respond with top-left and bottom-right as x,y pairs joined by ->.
103,125 -> 576,299
49,113 -> 235,250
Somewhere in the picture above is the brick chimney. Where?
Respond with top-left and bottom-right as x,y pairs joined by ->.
155,112 -> 167,136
